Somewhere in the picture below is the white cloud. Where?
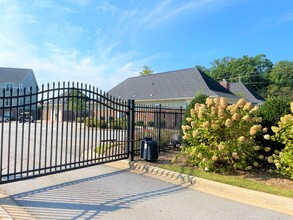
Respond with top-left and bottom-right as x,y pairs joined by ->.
278,13 -> 293,25
136,0 -> 229,30
1,36 -> 134,91
256,12 -> 293,32
65,0 -> 90,6
0,0 -> 231,93
0,1 -> 159,92
98,1 -> 119,15
33,0 -> 77,13
0,34 -> 17,48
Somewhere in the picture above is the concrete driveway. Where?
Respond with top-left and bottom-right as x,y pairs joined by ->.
0,121 -> 126,183
0,163 -> 292,220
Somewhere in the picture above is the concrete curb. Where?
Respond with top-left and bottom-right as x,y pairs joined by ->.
1,160 -> 292,218
106,160 -> 293,216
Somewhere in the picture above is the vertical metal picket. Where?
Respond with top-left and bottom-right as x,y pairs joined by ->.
0,81 -> 165,184
127,99 -> 135,161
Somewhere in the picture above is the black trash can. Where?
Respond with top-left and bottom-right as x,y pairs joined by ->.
140,137 -> 158,162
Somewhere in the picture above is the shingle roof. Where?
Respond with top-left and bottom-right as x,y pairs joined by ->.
0,67 -> 33,82
229,82 -> 265,105
108,67 -> 239,101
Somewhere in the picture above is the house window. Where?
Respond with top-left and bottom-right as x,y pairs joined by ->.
5,99 -> 11,106
5,82 -> 14,92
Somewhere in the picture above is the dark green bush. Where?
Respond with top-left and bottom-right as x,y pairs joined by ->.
259,96 -> 290,128
110,118 -> 126,129
85,117 -> 97,127
147,121 -> 154,127
258,97 -> 291,160
76,117 -> 84,123
135,120 -> 144,126
97,119 -> 108,128
85,117 -> 108,128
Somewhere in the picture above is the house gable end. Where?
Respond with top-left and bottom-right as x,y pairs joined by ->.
0,67 -> 32,82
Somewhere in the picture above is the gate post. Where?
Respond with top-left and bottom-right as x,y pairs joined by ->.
127,99 -> 135,161
158,104 -> 162,152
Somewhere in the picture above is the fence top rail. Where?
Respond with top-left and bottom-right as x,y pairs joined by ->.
0,82 -> 129,110
134,104 -> 185,111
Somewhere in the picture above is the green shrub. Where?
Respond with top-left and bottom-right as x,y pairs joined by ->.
258,97 -> 291,157
135,120 -> 144,126
159,130 -> 179,151
181,93 -> 208,145
174,97 -> 266,172
97,119 -> 108,128
85,117 -> 108,128
85,117 -> 97,127
76,117 -> 84,123
147,121 -> 154,127
260,96 -> 290,128
269,103 -> 293,179
110,118 -> 126,129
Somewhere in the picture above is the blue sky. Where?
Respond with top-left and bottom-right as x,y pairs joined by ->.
0,0 -> 292,91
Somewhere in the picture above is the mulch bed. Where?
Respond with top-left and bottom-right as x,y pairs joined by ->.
136,148 -> 293,191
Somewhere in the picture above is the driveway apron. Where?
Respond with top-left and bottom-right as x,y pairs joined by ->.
0,165 -> 292,220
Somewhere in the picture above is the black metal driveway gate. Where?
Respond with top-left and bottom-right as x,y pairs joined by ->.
0,82 -> 134,184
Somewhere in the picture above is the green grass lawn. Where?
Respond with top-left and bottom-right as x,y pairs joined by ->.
158,164 -> 293,199
95,144 -> 113,153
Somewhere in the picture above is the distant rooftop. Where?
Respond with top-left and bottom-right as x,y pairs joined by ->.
230,82 -> 265,105
0,67 -> 34,82
108,67 -> 239,101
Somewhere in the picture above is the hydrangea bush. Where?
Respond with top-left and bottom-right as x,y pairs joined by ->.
180,93 -> 208,145
174,97 -> 267,172
268,102 -> 293,179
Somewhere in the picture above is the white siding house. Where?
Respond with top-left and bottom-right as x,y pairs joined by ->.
108,67 -> 240,108
0,67 -> 38,118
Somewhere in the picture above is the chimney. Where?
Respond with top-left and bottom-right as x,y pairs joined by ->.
219,78 -> 230,90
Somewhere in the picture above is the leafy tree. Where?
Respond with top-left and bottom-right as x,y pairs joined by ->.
209,56 -> 234,80
68,89 -> 87,111
139,65 -> 153,76
209,54 -> 273,95
267,60 -> 293,99
195,65 -> 210,75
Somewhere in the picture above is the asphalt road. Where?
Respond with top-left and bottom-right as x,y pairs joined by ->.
0,121 -> 127,182
0,164 -> 292,220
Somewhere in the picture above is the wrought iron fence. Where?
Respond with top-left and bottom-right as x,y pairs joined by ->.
0,82 -> 185,184
0,82 -> 129,184
133,104 -> 184,158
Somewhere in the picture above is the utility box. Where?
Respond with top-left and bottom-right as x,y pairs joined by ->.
140,137 -> 158,162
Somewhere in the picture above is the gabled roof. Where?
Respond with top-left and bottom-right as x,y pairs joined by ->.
108,67 -> 239,101
0,67 -> 34,82
230,82 -> 265,105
